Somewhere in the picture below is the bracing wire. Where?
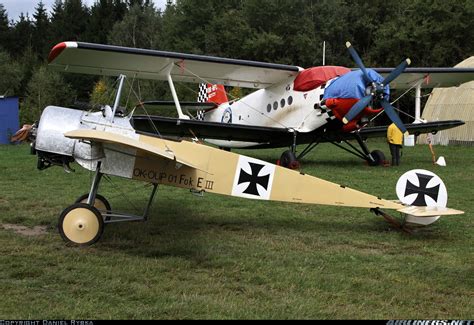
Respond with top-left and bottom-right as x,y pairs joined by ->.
173,62 -> 292,129
365,79 -> 424,127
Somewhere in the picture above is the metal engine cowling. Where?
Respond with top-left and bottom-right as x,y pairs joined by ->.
34,105 -> 104,171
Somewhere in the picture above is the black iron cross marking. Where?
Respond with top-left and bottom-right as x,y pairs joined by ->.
237,162 -> 270,196
404,173 -> 440,206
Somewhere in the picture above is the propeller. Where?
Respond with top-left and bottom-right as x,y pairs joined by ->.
344,42 -> 410,134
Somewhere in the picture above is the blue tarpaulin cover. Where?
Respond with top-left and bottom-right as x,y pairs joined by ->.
0,97 -> 19,144
323,69 -> 389,100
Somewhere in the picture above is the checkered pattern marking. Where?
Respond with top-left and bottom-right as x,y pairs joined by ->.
197,83 -> 208,103
196,110 -> 205,120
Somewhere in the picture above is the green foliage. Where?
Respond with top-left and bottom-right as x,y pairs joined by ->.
0,50 -> 22,96
21,66 -> 75,124
90,78 -> 112,106
85,0 -> 127,44
0,0 -> 473,108
108,3 -> 162,48
32,1 -> 52,61
51,0 -> 89,43
370,0 -> 474,66
9,13 -> 34,59
0,3 -> 11,48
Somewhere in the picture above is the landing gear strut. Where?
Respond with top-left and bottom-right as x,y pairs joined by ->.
57,161 -> 159,246
323,132 -> 386,166
279,130 -> 386,168
279,130 -> 301,169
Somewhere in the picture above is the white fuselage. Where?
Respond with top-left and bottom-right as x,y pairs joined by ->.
202,76 -> 335,148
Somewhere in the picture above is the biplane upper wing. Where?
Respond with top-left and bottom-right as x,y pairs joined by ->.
48,42 -> 474,90
374,67 -> 474,89
48,42 -> 301,89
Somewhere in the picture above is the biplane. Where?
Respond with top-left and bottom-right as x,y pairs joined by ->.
18,41 -> 467,245
46,41 -> 473,167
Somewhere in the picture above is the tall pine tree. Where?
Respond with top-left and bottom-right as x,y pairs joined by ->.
10,13 -> 34,58
32,1 -> 52,61
86,0 -> 127,44
0,4 -> 12,52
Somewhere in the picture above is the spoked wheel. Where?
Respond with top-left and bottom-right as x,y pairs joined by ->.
279,150 -> 300,170
75,193 -> 111,221
368,150 -> 386,166
58,203 -> 104,246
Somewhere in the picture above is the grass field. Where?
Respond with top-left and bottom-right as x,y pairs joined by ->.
0,139 -> 473,319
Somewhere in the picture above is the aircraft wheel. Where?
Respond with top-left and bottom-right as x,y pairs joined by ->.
368,150 -> 385,166
279,150 -> 300,170
75,193 -> 111,221
58,203 -> 104,246
75,193 -> 111,211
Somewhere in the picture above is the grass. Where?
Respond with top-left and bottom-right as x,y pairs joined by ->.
0,139 -> 473,319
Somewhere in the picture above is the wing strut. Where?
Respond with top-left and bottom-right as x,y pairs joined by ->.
166,63 -> 189,120
111,74 -> 126,122
415,80 -> 422,121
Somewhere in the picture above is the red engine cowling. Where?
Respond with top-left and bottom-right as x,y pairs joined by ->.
293,66 -> 350,92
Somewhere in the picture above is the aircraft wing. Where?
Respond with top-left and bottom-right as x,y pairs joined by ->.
48,42 -> 301,89
131,115 -> 292,144
353,120 -> 465,140
374,68 -> 474,89
131,116 -> 464,147
64,129 -> 205,171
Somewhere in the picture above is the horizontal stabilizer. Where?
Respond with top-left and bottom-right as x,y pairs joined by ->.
397,206 -> 464,217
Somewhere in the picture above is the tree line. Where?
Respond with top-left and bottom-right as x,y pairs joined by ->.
0,0 -> 473,125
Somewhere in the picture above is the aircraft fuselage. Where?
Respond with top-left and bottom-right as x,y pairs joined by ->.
202,76 -> 334,148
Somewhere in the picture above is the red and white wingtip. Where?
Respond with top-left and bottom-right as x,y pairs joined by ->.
48,42 -> 78,63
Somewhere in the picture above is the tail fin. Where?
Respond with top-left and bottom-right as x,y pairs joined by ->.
197,83 -> 228,105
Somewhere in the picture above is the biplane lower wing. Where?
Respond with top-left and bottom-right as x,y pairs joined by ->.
48,42 -> 301,89
131,115 -> 291,144
352,120 -> 465,141
131,115 -> 464,148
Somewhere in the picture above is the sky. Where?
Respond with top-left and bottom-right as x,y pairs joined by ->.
1,0 -> 169,22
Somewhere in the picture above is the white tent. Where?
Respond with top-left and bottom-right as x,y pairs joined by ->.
418,56 -> 474,146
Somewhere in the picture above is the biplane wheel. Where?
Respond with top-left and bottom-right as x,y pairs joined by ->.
368,150 -> 385,166
58,203 -> 104,246
279,150 -> 300,170
75,193 -> 111,221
